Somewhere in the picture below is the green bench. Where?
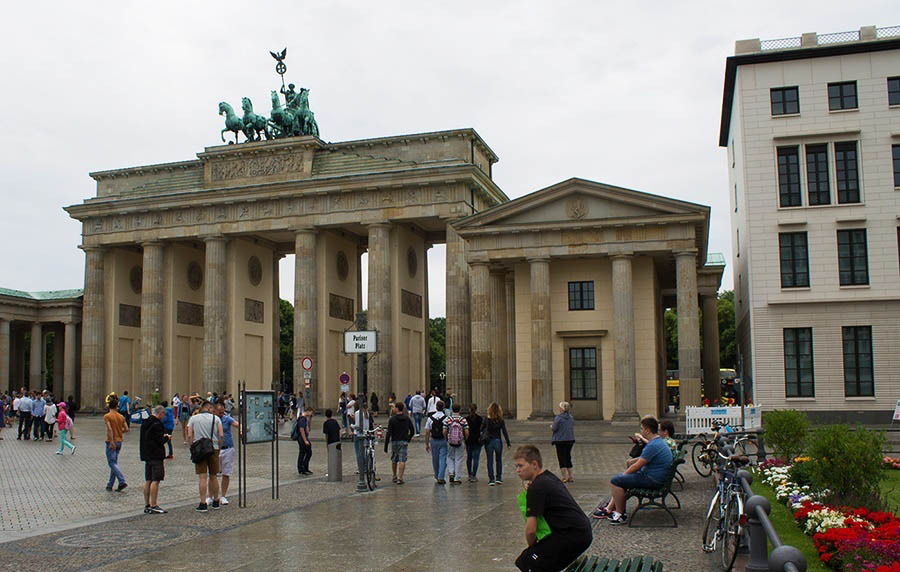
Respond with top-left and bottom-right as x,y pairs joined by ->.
622,452 -> 685,528
565,555 -> 665,572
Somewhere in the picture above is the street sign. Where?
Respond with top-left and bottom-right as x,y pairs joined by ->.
340,371 -> 350,393
303,371 -> 312,379
344,330 -> 377,353
301,356 -> 313,371
893,399 -> 900,422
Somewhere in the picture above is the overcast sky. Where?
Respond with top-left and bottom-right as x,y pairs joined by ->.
1,1 -> 895,316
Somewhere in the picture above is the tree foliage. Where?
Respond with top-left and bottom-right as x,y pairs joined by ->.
279,299 -> 294,390
664,290 -> 737,370
429,317 -> 446,391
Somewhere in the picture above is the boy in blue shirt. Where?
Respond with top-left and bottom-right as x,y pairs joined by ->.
591,416 -> 673,525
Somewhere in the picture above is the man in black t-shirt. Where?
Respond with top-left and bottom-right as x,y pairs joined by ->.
514,445 -> 592,572
322,409 -> 341,445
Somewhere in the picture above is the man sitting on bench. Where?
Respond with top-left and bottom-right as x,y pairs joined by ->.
592,416 -> 673,526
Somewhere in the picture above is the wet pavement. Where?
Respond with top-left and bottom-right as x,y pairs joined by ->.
0,415 -> 721,571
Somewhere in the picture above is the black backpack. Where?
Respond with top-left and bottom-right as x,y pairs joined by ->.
429,413 -> 445,440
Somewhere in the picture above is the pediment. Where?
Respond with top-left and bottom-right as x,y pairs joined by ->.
456,178 -> 708,229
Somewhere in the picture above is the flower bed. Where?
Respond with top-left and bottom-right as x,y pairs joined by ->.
884,457 -> 900,471
759,460 -> 900,571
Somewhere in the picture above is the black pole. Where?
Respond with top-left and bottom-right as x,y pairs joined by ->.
356,312 -> 366,397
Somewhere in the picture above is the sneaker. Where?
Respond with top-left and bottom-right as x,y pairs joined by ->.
106,486 -> 113,492
489,481 -> 495,486
55,451 -> 62,455
392,476 -> 398,483
591,507 -> 612,520
397,479 -> 405,485
71,446 -> 76,456
451,479 -> 462,485
144,506 -> 152,514
116,483 -> 128,492
436,479 -> 446,485
495,479 -> 503,485
206,497 -> 213,505
220,497 -> 229,505
165,455 -> 174,460
303,471 -> 313,475
468,477 -> 475,483
149,506 -> 168,514
211,500 -> 220,510
196,503 -> 208,513
609,513 -> 628,525
449,474 -> 455,482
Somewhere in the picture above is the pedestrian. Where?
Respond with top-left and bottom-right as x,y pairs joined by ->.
118,391 -> 132,428
465,403 -> 484,482
403,393 -> 412,413
66,395 -> 79,439
0,393 -> 6,440
104,394 -> 129,492
161,401 -> 175,459
426,390 -> 440,414
292,407 -> 313,476
179,394 -> 191,444
551,402 -> 576,483
150,387 -> 160,407
17,391 -> 33,440
383,402 -> 414,485
214,402 -> 240,504
352,400 -> 374,477
370,392 -> 379,417
443,403 -> 469,484
224,394 -> 235,416
338,392 -> 349,436
55,402 -> 76,455
424,401 -> 448,484
43,397 -> 58,442
484,402 -> 512,485
322,408 -> 341,447
345,394 -> 357,438
513,445 -> 592,572
277,391 -> 287,422
31,392 -> 45,440
409,390 -> 426,436
187,401 -> 224,512
140,405 -> 170,514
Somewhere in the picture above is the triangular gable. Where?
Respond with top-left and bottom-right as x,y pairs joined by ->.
456,177 -> 708,228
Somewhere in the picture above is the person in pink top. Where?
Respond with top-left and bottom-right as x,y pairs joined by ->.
56,403 -> 76,455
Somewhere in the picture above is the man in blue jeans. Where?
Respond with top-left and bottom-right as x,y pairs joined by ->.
591,415 -> 672,525
104,396 -> 129,492
424,401 -> 448,484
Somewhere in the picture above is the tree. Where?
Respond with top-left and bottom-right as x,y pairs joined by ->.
664,309 -> 678,370
429,317 -> 446,391
717,290 -> 736,369
279,299 -> 293,391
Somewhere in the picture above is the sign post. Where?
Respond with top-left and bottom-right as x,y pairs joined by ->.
237,384 -> 278,508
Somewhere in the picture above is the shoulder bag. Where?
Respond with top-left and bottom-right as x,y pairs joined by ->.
190,415 -> 216,463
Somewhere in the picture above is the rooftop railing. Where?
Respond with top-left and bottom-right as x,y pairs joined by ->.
739,25 -> 899,54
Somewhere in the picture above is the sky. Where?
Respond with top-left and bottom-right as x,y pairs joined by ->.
1,1 -> 896,316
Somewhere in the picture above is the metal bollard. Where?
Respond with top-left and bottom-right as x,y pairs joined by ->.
756,434 -> 768,463
744,495 -> 771,572
327,441 -> 342,482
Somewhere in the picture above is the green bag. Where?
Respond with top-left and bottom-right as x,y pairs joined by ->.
517,489 -> 552,540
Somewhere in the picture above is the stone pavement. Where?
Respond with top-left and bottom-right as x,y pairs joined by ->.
0,415 -> 721,570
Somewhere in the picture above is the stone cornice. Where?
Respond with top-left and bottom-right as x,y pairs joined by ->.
455,213 -> 706,237
324,128 -> 499,164
89,159 -> 202,181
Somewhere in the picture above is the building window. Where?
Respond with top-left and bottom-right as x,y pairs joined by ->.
784,328 -> 814,397
842,326 -> 873,396
777,146 -> 802,207
779,232 -> 809,288
567,281 -> 594,310
805,144 -> 830,205
889,77 -> 900,106
828,81 -> 857,111
569,347 -> 598,400
771,86 -> 800,115
837,229 -> 868,286
893,144 -> 900,187
834,141 -> 860,204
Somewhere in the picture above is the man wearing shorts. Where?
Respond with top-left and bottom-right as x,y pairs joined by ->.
214,403 -> 240,505
514,445 -> 592,571
591,415 -> 672,525
383,402 -> 415,485
140,406 -> 170,514
187,401 -> 224,512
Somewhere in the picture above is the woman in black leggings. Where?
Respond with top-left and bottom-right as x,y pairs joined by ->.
551,401 -> 575,482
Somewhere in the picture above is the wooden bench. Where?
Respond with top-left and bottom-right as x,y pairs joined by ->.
565,555 -> 665,572
622,453 -> 685,528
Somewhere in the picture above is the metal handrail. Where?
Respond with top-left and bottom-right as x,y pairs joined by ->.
717,435 -> 806,572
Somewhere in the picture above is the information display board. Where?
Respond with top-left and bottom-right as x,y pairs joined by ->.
243,390 -> 276,444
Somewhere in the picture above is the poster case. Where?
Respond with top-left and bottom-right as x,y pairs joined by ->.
243,390 -> 276,444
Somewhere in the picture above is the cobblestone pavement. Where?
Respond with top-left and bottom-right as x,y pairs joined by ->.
0,416 -> 721,571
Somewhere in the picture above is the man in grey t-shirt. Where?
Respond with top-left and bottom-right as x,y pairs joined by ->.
187,402 -> 224,512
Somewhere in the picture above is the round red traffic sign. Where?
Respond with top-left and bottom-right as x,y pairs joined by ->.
339,372 -> 350,384
301,357 -> 313,371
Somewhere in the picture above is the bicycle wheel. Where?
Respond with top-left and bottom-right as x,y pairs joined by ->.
692,441 -> 713,478
721,494 -> 743,571
365,448 -> 376,491
701,489 -> 721,553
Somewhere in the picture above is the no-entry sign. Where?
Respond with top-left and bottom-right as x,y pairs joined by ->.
301,356 -> 313,371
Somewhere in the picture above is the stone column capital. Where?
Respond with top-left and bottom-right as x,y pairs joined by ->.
78,244 -> 104,253
141,240 -> 164,248
610,253 -> 634,261
470,260 -> 491,269
293,227 -> 318,236
673,249 -> 699,259
367,222 -> 392,230
203,234 -> 228,244
526,256 -> 551,264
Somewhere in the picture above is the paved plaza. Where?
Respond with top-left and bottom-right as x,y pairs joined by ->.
0,416 -> 720,571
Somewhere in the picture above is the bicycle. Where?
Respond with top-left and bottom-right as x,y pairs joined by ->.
361,425 -> 385,491
691,423 -> 756,477
701,448 -> 751,571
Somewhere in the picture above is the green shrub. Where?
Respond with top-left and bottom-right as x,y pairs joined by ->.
788,459 -> 816,487
807,424 -> 885,505
762,409 -> 809,461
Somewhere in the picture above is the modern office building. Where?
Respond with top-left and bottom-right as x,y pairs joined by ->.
721,25 -> 900,421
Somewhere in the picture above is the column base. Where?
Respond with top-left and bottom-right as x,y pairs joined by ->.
610,411 -> 640,424
528,412 -> 553,421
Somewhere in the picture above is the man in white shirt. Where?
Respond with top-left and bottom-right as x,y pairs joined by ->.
426,391 -> 440,414
409,391 -> 426,436
17,392 -> 33,440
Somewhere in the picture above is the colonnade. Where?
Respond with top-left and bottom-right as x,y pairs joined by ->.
0,316 -> 80,397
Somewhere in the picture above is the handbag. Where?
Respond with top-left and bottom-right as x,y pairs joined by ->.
478,420 -> 490,446
190,415 -> 216,463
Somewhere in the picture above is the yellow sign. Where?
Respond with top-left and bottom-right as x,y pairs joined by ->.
666,379 -> 679,388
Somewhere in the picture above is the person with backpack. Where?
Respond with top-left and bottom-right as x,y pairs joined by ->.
55,402 -> 76,455
424,401 -> 448,484
484,402 -> 512,485
443,403 -> 469,484
292,407 -> 313,475
465,404 -> 484,482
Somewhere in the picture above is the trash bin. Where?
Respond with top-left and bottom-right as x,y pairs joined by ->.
327,441 -> 342,482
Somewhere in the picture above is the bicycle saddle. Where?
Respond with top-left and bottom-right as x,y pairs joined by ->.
729,455 -> 751,466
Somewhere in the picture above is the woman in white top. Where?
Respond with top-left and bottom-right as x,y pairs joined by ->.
43,399 -> 58,441
345,395 -> 357,437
